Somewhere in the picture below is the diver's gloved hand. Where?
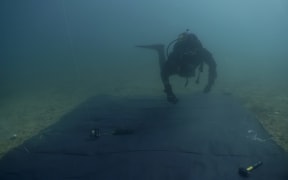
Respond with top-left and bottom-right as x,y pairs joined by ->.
203,85 -> 211,93
166,93 -> 178,104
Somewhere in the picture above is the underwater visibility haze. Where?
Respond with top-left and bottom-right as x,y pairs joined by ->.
0,0 -> 288,158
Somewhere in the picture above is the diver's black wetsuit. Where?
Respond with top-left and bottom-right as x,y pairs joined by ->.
136,31 -> 217,104
162,32 -> 217,103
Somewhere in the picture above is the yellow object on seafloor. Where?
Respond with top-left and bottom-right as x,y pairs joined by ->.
246,166 -> 254,171
238,161 -> 263,177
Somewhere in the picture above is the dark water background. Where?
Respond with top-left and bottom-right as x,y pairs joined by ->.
0,0 -> 288,158
0,0 -> 287,98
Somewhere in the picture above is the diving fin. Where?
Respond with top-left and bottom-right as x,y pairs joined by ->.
135,44 -> 164,51
135,44 -> 166,70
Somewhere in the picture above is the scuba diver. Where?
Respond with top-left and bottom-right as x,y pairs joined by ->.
136,29 -> 217,104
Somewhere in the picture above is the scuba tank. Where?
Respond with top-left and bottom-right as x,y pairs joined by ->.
166,29 -> 191,58
167,29 -> 204,86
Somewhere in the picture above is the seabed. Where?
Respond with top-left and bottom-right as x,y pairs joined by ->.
0,80 -> 287,159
